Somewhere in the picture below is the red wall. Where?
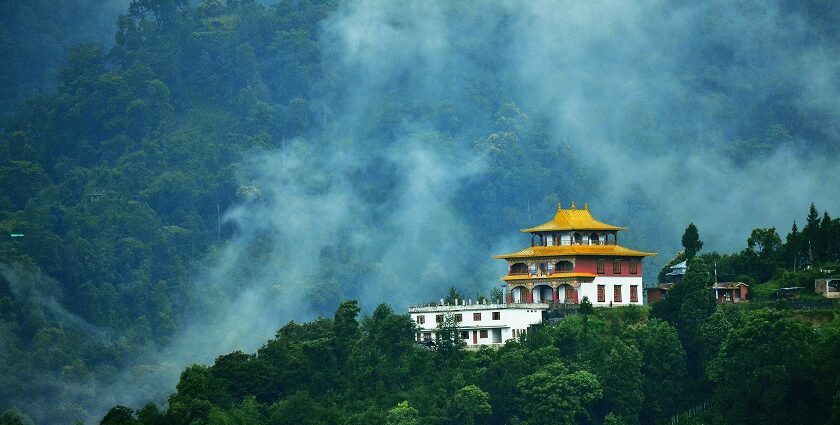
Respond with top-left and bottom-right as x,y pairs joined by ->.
574,257 -> 644,276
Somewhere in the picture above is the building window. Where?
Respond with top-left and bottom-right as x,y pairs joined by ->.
436,314 -> 444,323
614,285 -> 622,302
480,330 -> 488,339
422,332 -> 432,339
461,331 -> 469,339
597,259 -> 605,274
492,311 -> 500,320
510,262 -> 528,275
630,285 -> 638,302
454,314 -> 462,322
613,259 -> 622,274
598,285 -> 605,302
629,259 -> 638,274
557,260 -> 573,272
473,312 -> 482,321
416,315 -> 425,324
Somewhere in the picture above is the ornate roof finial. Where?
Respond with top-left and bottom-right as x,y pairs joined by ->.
557,201 -> 562,210
584,202 -> 589,210
571,201 -> 576,209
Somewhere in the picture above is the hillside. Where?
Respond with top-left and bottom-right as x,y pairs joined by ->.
1,0 -> 840,423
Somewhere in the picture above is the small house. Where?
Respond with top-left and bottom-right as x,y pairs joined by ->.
815,277 -> 840,299
713,281 -> 748,303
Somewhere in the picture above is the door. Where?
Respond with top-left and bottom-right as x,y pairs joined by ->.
472,330 -> 478,345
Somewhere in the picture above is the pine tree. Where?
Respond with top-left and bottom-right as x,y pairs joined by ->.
681,223 -> 703,260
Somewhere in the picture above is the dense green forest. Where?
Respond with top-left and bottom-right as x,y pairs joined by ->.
81,286 -> 840,425
1,0 -> 840,423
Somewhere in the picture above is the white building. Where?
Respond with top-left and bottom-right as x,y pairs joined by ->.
409,302 -> 546,349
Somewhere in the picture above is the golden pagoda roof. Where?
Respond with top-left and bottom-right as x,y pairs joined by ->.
502,272 -> 597,282
521,202 -> 626,233
494,244 -> 657,260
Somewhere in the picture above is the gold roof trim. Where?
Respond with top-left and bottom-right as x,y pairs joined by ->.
494,244 -> 657,260
501,272 -> 597,281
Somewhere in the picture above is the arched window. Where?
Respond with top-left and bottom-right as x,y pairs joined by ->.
590,233 -> 600,245
510,263 -> 528,275
555,260 -> 573,272
573,233 -> 582,244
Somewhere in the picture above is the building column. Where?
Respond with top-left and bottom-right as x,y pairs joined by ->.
528,288 -> 534,303
508,290 -> 514,304
552,286 -> 559,303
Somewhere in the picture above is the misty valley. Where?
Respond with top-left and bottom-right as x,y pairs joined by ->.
2,0 -> 840,424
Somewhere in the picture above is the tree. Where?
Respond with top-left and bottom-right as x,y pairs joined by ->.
804,203 -> 820,263
435,313 -> 465,360
518,362 -> 603,425
490,287 -> 504,304
595,339 -> 643,424
707,310 -> 819,424
625,319 -> 686,425
444,287 -> 463,304
333,300 -> 360,367
450,385 -> 491,425
681,223 -> 703,260
747,227 -> 781,258
386,401 -> 419,425
100,406 -> 138,425
0,408 -> 35,425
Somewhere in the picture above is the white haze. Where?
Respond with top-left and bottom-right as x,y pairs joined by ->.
37,0 -> 840,422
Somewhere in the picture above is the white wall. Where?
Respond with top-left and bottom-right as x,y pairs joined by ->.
578,276 -> 644,306
409,305 -> 545,346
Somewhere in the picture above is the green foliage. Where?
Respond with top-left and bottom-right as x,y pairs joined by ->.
385,401 -> 418,425
449,385 -> 491,425
517,362 -> 603,425
444,287 -> 463,305
625,319 -> 686,425
681,223 -> 703,260
0,408 -> 35,425
707,309 -> 820,424
435,313 -> 466,361
100,406 -> 138,425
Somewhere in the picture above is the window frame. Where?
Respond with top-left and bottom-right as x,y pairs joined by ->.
613,259 -> 622,274
416,315 -> 425,324
630,285 -> 638,302
614,285 -> 622,302
435,314 -> 444,323
479,330 -> 488,339
473,312 -> 482,321
492,311 -> 500,320
596,259 -> 605,274
597,284 -> 605,302
629,259 -> 638,274
454,313 -> 462,322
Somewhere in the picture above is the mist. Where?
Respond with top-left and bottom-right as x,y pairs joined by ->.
98,0 -> 838,411
4,0 -> 840,422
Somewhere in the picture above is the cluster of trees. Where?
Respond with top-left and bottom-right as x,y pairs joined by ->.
661,203 -> 840,289
92,287 -> 840,425
0,1 -> 339,422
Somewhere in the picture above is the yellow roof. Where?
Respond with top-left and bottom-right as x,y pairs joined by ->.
494,244 -> 657,260
521,203 -> 625,233
502,272 -> 597,282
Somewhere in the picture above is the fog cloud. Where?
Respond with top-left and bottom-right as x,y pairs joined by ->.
74,0 -> 840,420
